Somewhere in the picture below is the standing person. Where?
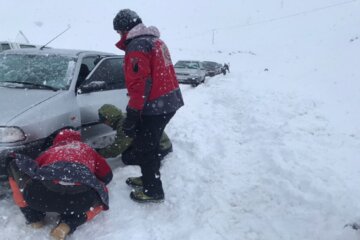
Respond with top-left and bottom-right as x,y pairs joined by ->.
7,129 -> 112,240
113,9 -> 184,203
224,63 -> 230,73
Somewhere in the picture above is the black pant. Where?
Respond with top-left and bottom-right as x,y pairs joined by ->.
133,112 -> 175,196
23,181 -> 100,232
8,161 -> 101,233
122,143 -> 173,165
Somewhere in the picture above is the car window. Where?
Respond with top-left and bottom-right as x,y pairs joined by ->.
192,62 -> 200,69
175,61 -> 200,69
19,44 -> 36,49
84,57 -> 125,91
0,53 -> 77,90
81,56 -> 99,73
174,61 -> 184,68
76,56 -> 102,89
0,43 -> 11,51
203,62 -> 218,69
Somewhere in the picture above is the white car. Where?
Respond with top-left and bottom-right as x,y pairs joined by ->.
174,60 -> 206,87
0,41 -> 45,52
0,48 -> 128,180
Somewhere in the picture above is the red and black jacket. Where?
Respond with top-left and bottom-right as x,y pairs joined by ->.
14,130 -> 112,209
116,23 -> 184,115
36,129 -> 113,185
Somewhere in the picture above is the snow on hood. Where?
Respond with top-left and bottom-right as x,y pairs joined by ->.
127,23 -> 160,40
0,87 -> 60,125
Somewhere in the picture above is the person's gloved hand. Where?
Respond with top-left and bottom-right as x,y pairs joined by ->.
122,107 -> 140,138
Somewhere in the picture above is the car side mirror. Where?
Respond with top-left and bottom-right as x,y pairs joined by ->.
78,81 -> 106,94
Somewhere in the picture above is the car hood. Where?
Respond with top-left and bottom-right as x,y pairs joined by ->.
174,68 -> 199,75
0,87 -> 61,125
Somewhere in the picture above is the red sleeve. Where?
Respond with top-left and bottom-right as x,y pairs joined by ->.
93,151 -> 113,185
124,51 -> 151,111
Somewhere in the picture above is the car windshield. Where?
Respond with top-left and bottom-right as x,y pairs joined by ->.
175,61 -> 200,69
0,53 -> 77,90
202,62 -> 218,69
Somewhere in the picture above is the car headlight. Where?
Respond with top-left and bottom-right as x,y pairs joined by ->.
0,127 -> 26,143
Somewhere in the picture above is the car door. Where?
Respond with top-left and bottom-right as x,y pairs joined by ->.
76,56 -> 128,147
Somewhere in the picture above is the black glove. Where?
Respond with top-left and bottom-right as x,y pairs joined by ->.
122,107 -> 140,138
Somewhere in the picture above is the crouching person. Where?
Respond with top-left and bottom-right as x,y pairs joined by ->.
97,104 -> 173,165
7,129 -> 112,240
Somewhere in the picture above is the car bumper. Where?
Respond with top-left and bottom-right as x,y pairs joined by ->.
206,71 -> 216,77
177,76 -> 202,84
0,139 -> 45,181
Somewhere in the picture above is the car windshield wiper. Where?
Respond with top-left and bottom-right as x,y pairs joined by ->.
0,81 -> 59,91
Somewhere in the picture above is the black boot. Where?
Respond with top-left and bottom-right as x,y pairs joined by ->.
125,177 -> 143,188
130,189 -> 164,203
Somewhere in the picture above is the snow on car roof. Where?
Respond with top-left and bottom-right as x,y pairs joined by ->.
0,48 -> 115,58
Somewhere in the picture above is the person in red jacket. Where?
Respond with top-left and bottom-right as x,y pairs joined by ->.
6,129 -> 112,240
113,9 -> 184,203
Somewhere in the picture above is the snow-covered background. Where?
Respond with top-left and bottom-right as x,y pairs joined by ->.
1,0 -> 360,239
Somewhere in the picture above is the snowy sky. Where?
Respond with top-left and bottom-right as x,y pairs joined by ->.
1,0 -> 360,239
2,0 -> 356,52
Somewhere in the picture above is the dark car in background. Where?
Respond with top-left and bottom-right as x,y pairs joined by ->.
202,61 -> 223,77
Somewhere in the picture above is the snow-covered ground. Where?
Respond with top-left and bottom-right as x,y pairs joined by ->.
1,0 -> 360,239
